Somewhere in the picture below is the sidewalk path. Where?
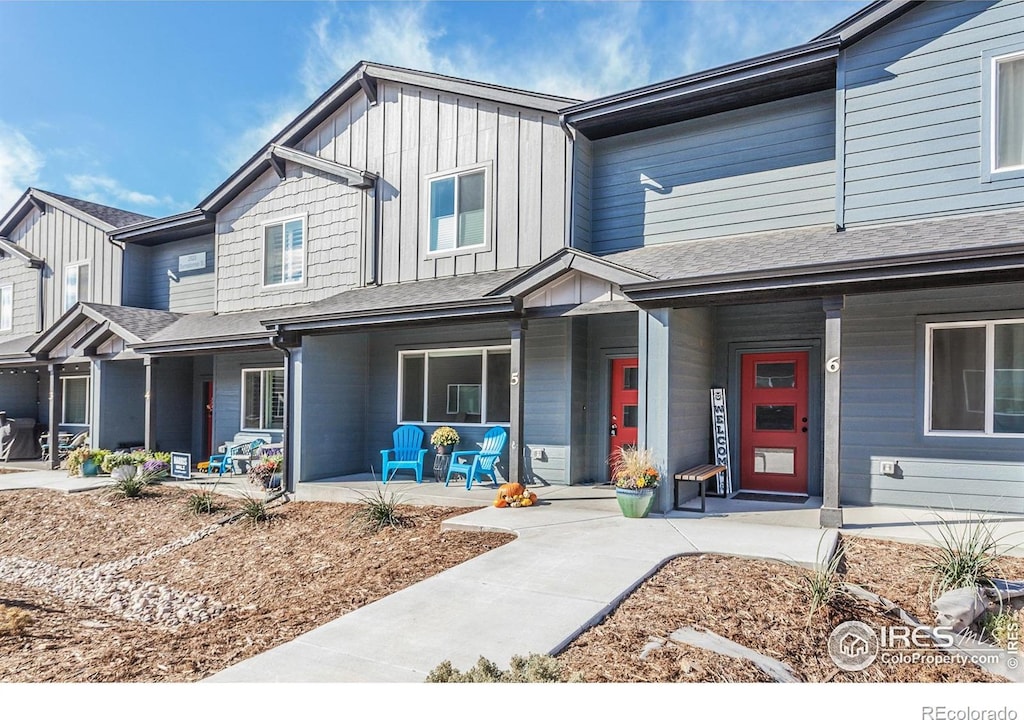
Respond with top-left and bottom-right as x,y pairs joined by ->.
206,504 -> 837,682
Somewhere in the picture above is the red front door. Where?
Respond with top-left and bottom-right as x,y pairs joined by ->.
740,351 -> 809,494
609,357 -> 639,478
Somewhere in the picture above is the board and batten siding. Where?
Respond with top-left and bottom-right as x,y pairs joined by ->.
586,90 -> 836,254
298,80 -> 571,283
840,283 -> 1024,513
4,204 -> 122,327
147,235 -> 215,313
215,164 -> 363,313
842,0 -> 1024,226
0,256 -> 40,336
572,135 -> 594,252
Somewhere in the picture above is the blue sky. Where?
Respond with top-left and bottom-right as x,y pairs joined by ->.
0,0 -> 866,219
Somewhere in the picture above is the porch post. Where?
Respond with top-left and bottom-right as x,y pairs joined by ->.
144,357 -> 156,452
47,363 -> 62,470
508,319 -> 527,485
820,296 -> 844,528
639,308 -> 672,514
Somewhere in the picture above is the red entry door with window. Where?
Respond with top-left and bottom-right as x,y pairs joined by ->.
609,358 -> 639,477
740,351 -> 809,494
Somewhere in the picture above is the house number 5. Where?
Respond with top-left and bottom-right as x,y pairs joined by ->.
510,371 -> 520,386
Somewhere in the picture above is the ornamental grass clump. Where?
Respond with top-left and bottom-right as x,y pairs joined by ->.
108,465 -> 152,499
353,483 -> 407,532
186,486 -> 220,515
609,445 -> 661,490
918,512 -> 1017,597
801,536 -> 846,621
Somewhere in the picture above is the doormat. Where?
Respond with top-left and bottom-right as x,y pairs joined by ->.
732,492 -> 809,504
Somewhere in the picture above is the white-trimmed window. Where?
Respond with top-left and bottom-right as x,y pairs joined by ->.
262,217 -> 304,286
241,368 -> 285,430
426,166 -> 488,254
62,376 -> 90,425
926,320 -> 1024,437
0,285 -> 11,332
399,347 -> 511,425
993,51 -> 1024,173
63,262 -> 89,311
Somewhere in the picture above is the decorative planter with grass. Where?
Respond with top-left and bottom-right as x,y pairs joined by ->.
80,457 -> 100,477
610,445 -> 661,519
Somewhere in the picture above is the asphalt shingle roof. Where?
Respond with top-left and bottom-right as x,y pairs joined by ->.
603,209 -> 1024,284
0,334 -> 37,360
80,303 -> 184,341
263,269 -> 524,324
44,191 -> 154,229
139,308 -> 275,346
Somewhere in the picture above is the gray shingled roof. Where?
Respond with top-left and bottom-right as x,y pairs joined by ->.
138,308 -> 275,347
604,209 -> 1024,284
45,191 -> 153,228
80,303 -> 184,340
0,334 -> 37,360
263,269 -> 524,325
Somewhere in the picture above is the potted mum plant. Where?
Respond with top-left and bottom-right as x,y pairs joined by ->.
430,426 -> 460,455
610,446 -> 661,518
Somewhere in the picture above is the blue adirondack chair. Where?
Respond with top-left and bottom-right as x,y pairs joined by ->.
207,438 -> 266,476
445,426 -> 508,490
380,425 -> 428,484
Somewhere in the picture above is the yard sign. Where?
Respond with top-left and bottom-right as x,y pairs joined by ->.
170,452 -> 191,480
710,389 -> 733,495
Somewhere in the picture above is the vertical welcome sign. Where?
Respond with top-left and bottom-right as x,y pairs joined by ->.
710,389 -> 733,495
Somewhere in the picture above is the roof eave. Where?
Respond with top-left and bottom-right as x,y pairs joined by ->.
813,0 -> 922,44
111,209 -> 214,244
622,245 -> 1024,304
267,296 -> 520,333
129,333 -> 276,355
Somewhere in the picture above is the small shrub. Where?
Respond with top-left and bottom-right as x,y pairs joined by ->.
353,484 -> 407,532
982,610 -> 1021,649
142,459 -> 169,477
186,488 -> 219,515
0,605 -> 34,637
918,513 -> 1013,597
108,465 -> 150,499
804,536 -> 845,619
239,495 -> 269,527
426,654 -> 575,683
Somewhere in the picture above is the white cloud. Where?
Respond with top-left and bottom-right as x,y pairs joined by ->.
65,174 -> 171,208
0,123 -> 44,214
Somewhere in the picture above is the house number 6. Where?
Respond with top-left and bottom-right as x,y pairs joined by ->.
826,357 -> 840,373
510,371 -> 520,386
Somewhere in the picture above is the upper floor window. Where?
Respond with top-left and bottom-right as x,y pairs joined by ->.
263,217 -> 304,287
0,285 -> 11,333
926,319 -> 1024,437
242,368 -> 285,431
64,262 -> 89,312
427,166 -> 488,254
994,52 -> 1024,172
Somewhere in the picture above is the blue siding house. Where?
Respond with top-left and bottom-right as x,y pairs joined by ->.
0,0 -> 1020,527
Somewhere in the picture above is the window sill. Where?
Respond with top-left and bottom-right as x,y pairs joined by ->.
425,244 -> 489,260
924,430 -> 1024,440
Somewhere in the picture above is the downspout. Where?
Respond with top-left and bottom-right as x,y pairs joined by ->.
269,332 -> 293,494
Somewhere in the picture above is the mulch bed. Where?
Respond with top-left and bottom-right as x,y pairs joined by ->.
558,535 -> 1024,682
0,485 -> 512,682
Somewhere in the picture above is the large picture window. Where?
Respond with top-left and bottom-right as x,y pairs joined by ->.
399,347 -> 510,425
242,368 -> 285,431
0,285 -> 11,333
263,217 -> 304,286
62,376 -> 90,425
927,320 -> 1024,436
64,262 -> 89,312
427,167 -> 487,253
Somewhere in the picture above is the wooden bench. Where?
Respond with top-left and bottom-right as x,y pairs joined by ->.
673,464 -> 727,513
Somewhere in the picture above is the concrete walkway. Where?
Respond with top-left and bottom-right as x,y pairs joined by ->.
206,500 -> 839,682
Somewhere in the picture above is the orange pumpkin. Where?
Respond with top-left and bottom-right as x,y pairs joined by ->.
528,492 -> 538,502
499,482 -> 525,500
494,498 -> 508,508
